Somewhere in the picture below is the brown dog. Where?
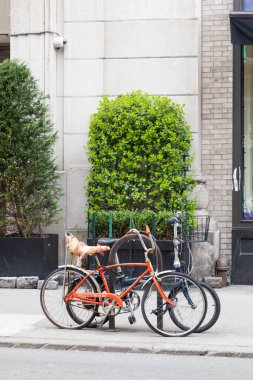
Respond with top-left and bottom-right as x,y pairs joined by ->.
66,234 -> 110,257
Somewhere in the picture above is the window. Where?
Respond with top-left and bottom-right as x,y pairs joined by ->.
0,45 -> 10,62
243,0 -> 253,10
242,46 -> 253,218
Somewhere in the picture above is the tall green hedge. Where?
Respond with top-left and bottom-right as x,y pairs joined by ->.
86,90 -> 195,214
0,60 -> 62,237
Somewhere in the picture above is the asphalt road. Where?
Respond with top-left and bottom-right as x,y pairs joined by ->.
0,347 -> 252,380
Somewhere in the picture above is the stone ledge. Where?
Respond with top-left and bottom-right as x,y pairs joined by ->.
203,276 -> 223,288
0,275 -> 226,290
0,276 -> 59,290
0,277 -> 17,288
16,276 -> 39,289
0,276 -> 42,289
0,276 -> 43,289
37,280 -> 58,290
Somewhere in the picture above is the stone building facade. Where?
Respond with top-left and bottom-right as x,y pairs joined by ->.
202,0 -> 233,257
1,0 -> 252,283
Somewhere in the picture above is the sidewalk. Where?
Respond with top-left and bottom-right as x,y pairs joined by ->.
0,285 -> 253,357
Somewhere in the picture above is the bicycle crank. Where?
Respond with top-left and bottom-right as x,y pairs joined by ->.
102,297 -> 121,316
125,291 -> 139,325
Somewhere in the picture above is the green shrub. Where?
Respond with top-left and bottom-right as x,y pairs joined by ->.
88,209 -> 181,240
0,60 -> 62,237
86,91 -> 195,214
90,210 -> 133,238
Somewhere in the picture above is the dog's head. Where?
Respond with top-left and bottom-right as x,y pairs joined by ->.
66,234 -> 110,257
66,235 -> 81,255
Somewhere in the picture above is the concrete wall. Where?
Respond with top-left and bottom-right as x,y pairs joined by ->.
10,0 -> 66,260
0,0 -> 10,34
0,0 -> 10,44
63,0 -> 202,242
10,0 -> 202,264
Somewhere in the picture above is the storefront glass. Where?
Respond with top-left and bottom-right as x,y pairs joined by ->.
243,46 -> 253,218
243,0 -> 253,10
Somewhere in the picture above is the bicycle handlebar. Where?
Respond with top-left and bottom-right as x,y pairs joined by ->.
128,228 -> 156,253
166,211 -> 183,225
166,216 -> 179,224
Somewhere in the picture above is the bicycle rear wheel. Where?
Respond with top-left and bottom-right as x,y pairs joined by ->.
66,275 -> 109,326
109,233 -> 163,280
177,242 -> 221,332
40,267 -> 97,329
141,272 -> 207,337
195,282 -> 221,333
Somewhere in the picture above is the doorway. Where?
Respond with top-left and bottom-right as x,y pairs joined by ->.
232,42 -> 253,284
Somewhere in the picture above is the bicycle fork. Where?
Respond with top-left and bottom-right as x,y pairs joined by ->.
172,269 -> 197,309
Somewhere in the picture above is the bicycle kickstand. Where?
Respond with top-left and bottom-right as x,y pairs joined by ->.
127,294 -> 136,325
97,299 -> 116,329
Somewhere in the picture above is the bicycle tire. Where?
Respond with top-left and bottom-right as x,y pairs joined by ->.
174,243 -> 221,332
40,267 -> 97,329
66,277 -> 109,326
141,271 -> 207,337
195,282 -> 221,333
170,240 -> 221,333
109,233 -> 163,278
168,280 -> 220,333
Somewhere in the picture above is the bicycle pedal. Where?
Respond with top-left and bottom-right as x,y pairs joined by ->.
128,315 -> 136,325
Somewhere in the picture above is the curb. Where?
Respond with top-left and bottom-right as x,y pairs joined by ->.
1,340 -> 253,359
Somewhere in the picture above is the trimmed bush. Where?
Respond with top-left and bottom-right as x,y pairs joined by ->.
88,209 -> 178,240
0,60 -> 62,237
86,91 -> 195,216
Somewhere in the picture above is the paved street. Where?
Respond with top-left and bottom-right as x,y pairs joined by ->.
0,285 -> 253,358
0,347 -> 252,380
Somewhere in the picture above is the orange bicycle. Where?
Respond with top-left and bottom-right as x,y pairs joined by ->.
40,228 -> 207,337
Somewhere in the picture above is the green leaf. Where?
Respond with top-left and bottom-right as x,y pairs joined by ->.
0,59 -> 62,237
85,90 -> 196,216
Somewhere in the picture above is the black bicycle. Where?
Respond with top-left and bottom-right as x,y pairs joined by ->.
106,212 -> 220,333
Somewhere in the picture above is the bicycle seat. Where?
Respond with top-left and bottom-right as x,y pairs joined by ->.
97,238 -> 118,247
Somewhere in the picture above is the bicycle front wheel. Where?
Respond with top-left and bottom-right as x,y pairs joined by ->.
40,267 -> 97,329
141,272 -> 207,337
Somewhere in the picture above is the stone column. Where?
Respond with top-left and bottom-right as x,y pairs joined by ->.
62,0 -> 105,256
189,174 -> 220,279
10,0 -> 66,263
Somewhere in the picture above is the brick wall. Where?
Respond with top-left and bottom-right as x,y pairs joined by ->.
201,0 -> 233,256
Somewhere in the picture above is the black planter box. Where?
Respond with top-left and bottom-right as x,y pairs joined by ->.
87,237 -> 174,278
0,234 -> 58,279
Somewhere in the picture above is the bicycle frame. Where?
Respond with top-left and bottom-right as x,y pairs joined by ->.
109,224 -> 198,310
40,224 -> 209,336
170,213 -> 193,274
64,257 -> 176,309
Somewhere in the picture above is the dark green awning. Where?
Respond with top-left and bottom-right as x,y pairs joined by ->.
230,11 -> 253,45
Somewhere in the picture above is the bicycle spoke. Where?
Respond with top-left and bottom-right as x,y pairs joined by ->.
141,272 -> 207,337
40,267 -> 97,329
